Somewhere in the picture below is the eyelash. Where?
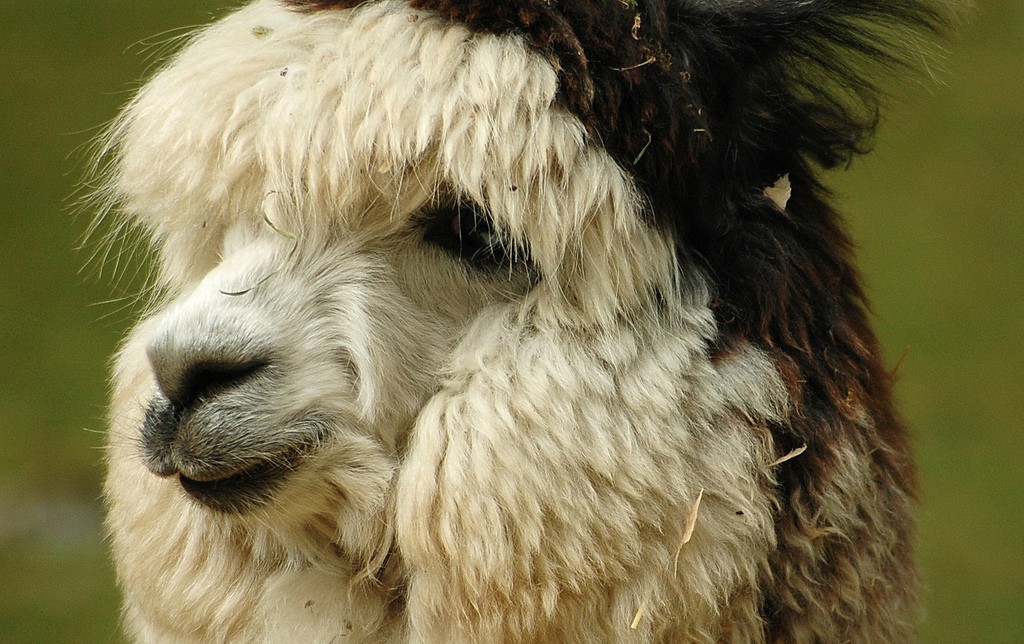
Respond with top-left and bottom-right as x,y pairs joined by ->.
421,201 -> 527,270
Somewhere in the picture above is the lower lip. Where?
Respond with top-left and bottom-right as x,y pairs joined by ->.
178,454 -> 297,513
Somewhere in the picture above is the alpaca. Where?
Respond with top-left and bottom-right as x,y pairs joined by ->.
98,0 -> 950,641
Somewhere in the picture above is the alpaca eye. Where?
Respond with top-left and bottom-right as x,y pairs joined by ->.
421,202 -> 525,270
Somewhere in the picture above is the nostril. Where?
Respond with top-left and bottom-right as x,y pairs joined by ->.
168,359 -> 269,410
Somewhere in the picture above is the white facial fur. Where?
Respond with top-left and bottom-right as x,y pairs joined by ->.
101,1 -> 789,641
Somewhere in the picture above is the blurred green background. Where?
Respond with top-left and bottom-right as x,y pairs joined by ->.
0,1 -> 1020,641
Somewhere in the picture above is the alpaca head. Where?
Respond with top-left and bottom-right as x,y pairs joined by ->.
106,0 -> 679,532
98,0 -> 948,640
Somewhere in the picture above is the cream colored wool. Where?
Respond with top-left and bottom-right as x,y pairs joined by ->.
102,1 -> 799,641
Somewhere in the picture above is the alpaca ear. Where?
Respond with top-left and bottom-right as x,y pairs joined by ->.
660,0 -> 950,181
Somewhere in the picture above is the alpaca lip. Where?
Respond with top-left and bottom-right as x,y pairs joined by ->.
177,451 -> 301,512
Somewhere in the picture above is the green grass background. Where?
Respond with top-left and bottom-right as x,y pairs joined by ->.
1,1 -> 1020,641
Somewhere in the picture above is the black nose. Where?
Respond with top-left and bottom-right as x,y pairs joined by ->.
162,359 -> 269,411
141,359 -> 268,477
